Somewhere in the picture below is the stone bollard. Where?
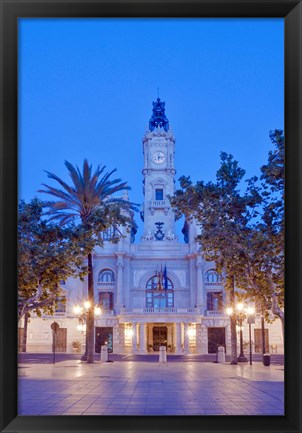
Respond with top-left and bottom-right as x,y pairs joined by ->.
100,345 -> 108,362
159,345 -> 167,363
217,346 -> 225,363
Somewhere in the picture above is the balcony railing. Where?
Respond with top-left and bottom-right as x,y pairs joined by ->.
100,309 -> 114,316
150,200 -> 167,207
97,282 -> 115,286
205,282 -> 223,286
206,310 -> 224,316
121,307 -> 199,314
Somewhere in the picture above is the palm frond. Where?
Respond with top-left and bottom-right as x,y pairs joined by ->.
39,159 -> 137,226
41,170 -> 77,197
38,185 -> 82,209
64,161 -> 85,192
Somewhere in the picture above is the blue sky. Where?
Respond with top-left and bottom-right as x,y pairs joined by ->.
18,18 -> 284,240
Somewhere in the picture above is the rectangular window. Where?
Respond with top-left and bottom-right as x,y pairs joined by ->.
155,189 -> 163,200
146,292 -> 153,308
101,227 -> 116,241
207,292 -> 223,311
99,292 -> 113,310
55,296 -> 66,313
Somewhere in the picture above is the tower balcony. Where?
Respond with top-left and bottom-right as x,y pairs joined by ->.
149,200 -> 169,215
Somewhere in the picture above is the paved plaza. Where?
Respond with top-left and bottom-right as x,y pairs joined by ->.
18,355 -> 284,416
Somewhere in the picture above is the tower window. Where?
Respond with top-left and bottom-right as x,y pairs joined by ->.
155,189 -> 163,200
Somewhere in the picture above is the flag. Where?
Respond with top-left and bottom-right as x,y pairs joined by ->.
163,263 -> 168,290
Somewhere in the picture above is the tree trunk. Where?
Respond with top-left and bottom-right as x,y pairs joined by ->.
86,252 -> 95,363
21,311 -> 29,352
229,276 -> 238,364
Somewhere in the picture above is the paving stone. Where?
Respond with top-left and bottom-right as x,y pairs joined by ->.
18,359 -> 284,416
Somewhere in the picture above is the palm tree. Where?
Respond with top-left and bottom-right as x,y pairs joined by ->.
39,160 -> 137,363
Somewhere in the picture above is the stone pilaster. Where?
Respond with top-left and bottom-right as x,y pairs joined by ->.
189,258 -> 195,308
175,322 -> 182,354
132,322 -> 138,353
196,258 -> 204,312
139,322 -> 147,353
225,321 -> 232,356
115,256 -> 124,312
183,323 -> 189,353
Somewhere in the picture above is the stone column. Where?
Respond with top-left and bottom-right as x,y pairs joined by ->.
139,323 -> 147,353
200,322 -> 209,354
116,257 -> 124,313
175,322 -> 182,354
184,323 -> 190,353
132,322 -> 137,353
196,258 -> 204,312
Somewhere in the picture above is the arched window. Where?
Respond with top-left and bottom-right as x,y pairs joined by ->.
205,269 -> 222,284
101,227 -> 117,241
145,275 -> 174,308
98,269 -> 115,284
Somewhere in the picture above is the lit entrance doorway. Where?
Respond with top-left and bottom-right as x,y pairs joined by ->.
207,327 -> 226,354
152,326 -> 167,351
95,327 -> 113,353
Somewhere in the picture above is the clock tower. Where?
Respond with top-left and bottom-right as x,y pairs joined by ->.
141,98 -> 177,242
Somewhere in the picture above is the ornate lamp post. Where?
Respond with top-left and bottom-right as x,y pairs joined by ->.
73,301 -> 101,361
226,302 -> 249,363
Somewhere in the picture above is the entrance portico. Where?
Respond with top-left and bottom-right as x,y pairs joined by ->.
123,318 -> 198,354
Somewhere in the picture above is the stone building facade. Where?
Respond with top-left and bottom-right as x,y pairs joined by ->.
23,98 -> 284,356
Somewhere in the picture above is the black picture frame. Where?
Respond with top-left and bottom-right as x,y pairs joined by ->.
0,1 -> 301,432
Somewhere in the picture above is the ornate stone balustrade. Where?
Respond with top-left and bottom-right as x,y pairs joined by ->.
205,282 -> 223,286
100,309 -> 114,316
97,282 -> 115,286
206,310 -> 224,316
150,200 -> 166,207
120,307 -> 198,314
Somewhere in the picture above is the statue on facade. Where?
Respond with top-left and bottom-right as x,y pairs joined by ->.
142,230 -> 153,241
165,230 -> 177,241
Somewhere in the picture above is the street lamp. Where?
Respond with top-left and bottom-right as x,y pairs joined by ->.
226,302 -> 249,362
73,301 -> 101,361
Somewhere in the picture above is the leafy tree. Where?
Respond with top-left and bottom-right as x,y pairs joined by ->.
171,130 -> 284,359
38,160 -> 138,363
18,198 -> 88,351
235,130 -> 284,337
171,153 -> 261,363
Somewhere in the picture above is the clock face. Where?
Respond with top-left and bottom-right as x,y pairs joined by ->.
152,151 -> 165,164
